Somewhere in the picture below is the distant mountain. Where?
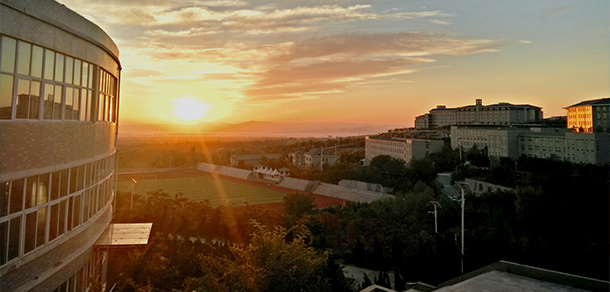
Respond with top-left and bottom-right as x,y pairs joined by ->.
119,121 -> 400,137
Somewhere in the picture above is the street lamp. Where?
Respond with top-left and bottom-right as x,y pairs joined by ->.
454,182 -> 470,274
131,178 -> 137,210
428,201 -> 442,233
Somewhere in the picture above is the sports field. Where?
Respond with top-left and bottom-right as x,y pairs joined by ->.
117,175 -> 287,207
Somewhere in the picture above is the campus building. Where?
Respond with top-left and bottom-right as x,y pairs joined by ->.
1,0 -> 121,291
415,99 -> 542,129
564,98 -> 610,133
364,136 -> 444,165
450,126 -> 610,165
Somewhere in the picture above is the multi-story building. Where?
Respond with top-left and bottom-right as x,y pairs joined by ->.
230,154 -> 281,168
414,114 -> 429,129
364,136 -> 444,165
415,100 -> 542,129
564,98 -> 609,133
450,126 -> 610,165
456,99 -> 542,125
304,148 -> 338,169
1,0 -> 121,291
429,105 -> 457,128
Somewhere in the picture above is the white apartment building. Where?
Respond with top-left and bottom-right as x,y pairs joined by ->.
564,98 -> 609,133
415,99 -> 542,129
364,136 -> 444,165
450,126 -> 610,165
456,99 -> 542,125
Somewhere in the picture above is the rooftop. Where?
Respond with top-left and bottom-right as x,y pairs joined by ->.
564,97 -> 610,108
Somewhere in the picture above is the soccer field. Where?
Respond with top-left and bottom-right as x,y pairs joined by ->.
116,176 -> 286,207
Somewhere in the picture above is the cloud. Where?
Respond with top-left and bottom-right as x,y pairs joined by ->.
59,0 -> 499,106
518,40 -> 532,44
242,32 -> 502,101
538,6 -> 572,23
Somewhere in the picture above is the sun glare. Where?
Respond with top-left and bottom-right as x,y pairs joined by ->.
173,98 -> 209,122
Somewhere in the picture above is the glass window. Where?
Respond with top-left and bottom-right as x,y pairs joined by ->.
10,179 -> 24,214
38,174 -> 49,206
17,41 -> 32,75
50,171 -> 60,201
65,57 -> 73,85
36,206 -> 46,247
30,45 -> 44,78
65,87 -> 73,120
44,83 -> 54,119
69,167 -> 77,194
97,94 -> 104,121
74,59 -> 81,86
88,65 -> 93,88
24,211 -> 36,254
8,216 -> 20,261
0,182 -> 7,217
43,49 -> 55,80
29,81 -> 40,119
54,53 -> 64,82
1,36 -> 17,73
72,89 -> 80,120
72,194 -> 80,228
58,200 -> 65,236
87,90 -> 93,121
0,74 -> 14,119
25,175 -> 37,209
77,166 -> 84,190
67,197 -> 73,231
79,88 -> 87,121
0,221 -> 7,265
60,169 -> 68,197
49,203 -> 58,241
53,85 -> 62,120
81,62 -> 88,87
16,78 -> 30,119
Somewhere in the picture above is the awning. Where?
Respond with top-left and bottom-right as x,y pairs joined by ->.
95,223 -> 153,249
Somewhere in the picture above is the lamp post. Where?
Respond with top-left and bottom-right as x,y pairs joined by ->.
454,182 -> 470,274
131,178 -> 137,210
428,201 -> 441,233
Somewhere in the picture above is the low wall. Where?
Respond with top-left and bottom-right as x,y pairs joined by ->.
464,178 -> 513,195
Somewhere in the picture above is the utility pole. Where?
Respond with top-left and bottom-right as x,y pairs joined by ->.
130,178 -> 137,210
428,201 -> 441,233
455,182 -> 469,274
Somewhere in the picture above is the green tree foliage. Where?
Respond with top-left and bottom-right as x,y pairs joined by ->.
188,223 -> 351,292
283,192 -> 316,227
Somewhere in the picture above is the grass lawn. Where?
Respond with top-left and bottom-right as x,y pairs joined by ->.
117,176 -> 286,207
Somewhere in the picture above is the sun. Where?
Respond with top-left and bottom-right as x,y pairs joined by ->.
173,98 -> 209,122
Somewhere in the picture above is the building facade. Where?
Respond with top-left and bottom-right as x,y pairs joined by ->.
456,99 -> 542,126
304,148 -> 338,169
415,99 -> 542,129
364,136 -> 444,165
450,126 -> 610,165
0,0 -> 121,291
564,98 -> 609,133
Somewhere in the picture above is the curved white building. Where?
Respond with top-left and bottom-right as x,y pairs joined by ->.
0,0 -> 120,291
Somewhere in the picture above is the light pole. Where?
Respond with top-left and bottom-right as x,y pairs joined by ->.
130,178 -> 137,210
454,182 -> 470,274
428,201 -> 441,233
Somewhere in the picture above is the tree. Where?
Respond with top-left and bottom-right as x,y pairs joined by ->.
194,222 -> 350,292
283,192 -> 316,227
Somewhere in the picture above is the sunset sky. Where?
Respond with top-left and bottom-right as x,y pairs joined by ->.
58,0 -> 608,128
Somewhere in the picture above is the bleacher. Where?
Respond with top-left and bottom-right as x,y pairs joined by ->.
196,162 -> 389,203
277,177 -> 310,192
196,163 -> 252,180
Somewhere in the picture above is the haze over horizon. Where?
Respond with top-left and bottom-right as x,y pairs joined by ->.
59,0 -> 608,129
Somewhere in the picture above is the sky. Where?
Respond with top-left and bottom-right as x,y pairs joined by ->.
58,0 -> 609,128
